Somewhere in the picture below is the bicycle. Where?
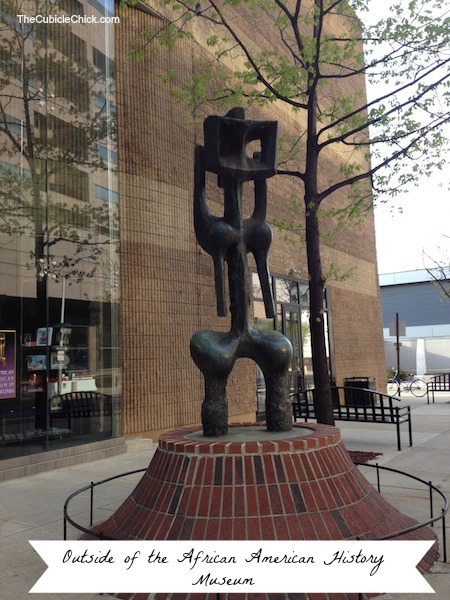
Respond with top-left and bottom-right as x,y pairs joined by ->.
390,370 -> 427,397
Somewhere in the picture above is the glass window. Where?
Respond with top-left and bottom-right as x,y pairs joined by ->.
275,278 -> 299,304
253,272 -> 333,407
52,64 -> 90,111
50,163 -> 89,202
253,299 -> 274,332
0,0 -> 120,461
96,94 -> 116,113
252,271 -> 263,300
93,47 -> 114,78
37,26 -> 87,65
96,184 -> 118,204
299,282 -> 309,307
88,0 -> 114,16
0,114 -> 26,136
97,144 -> 118,165
59,0 -> 84,16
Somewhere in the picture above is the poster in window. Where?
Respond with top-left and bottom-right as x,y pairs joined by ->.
26,355 -> 47,370
36,327 -> 53,346
0,330 -> 16,400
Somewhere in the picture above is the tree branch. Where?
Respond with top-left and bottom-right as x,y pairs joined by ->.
317,119 -> 446,202
318,58 -> 450,149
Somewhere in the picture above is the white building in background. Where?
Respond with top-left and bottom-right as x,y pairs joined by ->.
379,269 -> 450,375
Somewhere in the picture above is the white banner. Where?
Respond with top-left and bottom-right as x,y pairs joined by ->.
29,540 -> 435,594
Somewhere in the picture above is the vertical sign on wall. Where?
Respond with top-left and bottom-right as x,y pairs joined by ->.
0,330 -> 16,400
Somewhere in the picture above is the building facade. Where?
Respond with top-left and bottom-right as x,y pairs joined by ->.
380,269 -> 450,375
1,0 -> 386,479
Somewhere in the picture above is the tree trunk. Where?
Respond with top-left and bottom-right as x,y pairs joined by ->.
305,202 -> 335,425
23,59 -> 50,433
304,35 -> 335,425
32,184 -> 49,433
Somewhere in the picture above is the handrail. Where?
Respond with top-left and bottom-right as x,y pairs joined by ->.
338,385 -> 403,402
63,463 -> 448,562
290,386 -> 404,403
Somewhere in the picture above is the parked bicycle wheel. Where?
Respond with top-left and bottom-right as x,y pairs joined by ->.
410,378 -> 427,397
390,375 -> 402,396
391,382 -> 405,397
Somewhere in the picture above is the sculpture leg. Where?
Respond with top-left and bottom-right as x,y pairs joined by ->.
243,328 -> 293,432
190,330 -> 238,437
264,370 -> 293,431
202,375 -> 229,436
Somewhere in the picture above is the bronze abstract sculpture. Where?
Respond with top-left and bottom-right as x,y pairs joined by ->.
190,108 -> 293,436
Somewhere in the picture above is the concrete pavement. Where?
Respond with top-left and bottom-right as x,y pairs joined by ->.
0,393 -> 449,599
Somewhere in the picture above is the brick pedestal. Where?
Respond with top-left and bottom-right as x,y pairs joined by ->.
90,423 -> 439,600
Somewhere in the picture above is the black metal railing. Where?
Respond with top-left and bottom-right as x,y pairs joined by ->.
292,387 -> 412,451
63,462 -> 448,563
63,467 -> 146,541
354,462 -> 448,562
427,373 -> 450,403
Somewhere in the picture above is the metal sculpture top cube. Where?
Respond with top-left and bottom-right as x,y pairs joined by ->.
190,108 -> 293,436
203,109 -> 278,181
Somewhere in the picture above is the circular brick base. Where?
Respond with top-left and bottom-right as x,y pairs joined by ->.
90,423 -> 439,600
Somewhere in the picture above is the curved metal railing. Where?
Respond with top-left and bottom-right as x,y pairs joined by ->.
63,467 -> 147,540
63,461 -> 448,563
354,461 -> 448,561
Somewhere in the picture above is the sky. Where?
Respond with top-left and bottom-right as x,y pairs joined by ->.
357,1 -> 450,276
374,172 -> 450,275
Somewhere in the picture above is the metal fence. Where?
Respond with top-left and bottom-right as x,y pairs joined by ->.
63,463 -> 448,564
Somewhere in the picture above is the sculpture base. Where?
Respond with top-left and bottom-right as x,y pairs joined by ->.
90,422 -> 439,600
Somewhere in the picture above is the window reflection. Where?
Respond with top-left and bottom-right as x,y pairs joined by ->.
275,278 -> 299,304
253,273 -> 332,410
252,271 -> 263,300
0,0 -> 120,459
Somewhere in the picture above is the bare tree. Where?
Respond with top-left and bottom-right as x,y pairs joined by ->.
423,239 -> 450,300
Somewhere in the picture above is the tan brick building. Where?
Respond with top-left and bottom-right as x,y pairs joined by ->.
0,0 -> 385,477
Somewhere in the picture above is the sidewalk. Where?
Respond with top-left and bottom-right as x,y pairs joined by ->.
0,394 -> 449,600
